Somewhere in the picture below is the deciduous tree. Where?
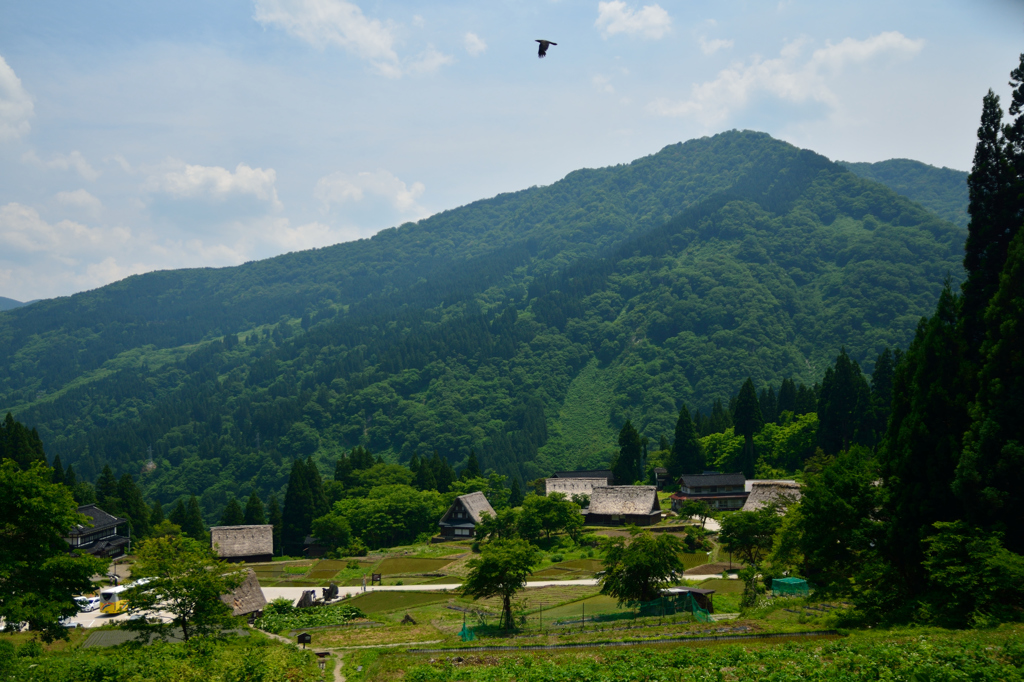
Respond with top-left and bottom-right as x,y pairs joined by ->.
125,535 -> 245,641
599,527 -> 684,604
0,460 -> 107,642
461,539 -> 538,629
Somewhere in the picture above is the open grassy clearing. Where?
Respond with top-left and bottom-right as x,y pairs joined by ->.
341,624 -> 1024,681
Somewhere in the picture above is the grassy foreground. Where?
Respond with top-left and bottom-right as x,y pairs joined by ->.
348,625 -> 1024,681
0,630 -> 321,681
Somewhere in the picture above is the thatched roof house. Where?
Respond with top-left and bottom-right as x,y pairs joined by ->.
438,492 -> 496,540
544,477 -> 607,497
220,568 -> 266,616
210,525 -> 273,563
585,485 -> 661,526
741,481 -> 801,513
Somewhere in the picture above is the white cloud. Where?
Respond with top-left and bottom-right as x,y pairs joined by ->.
253,0 -> 403,77
55,189 -> 103,212
0,202 -> 124,254
464,32 -> 487,57
314,170 -> 425,213
592,75 -> 615,94
407,46 -> 455,75
649,31 -> 924,124
0,55 -> 33,141
699,36 -> 733,55
595,1 -> 672,40
147,161 -> 282,208
22,150 -> 100,181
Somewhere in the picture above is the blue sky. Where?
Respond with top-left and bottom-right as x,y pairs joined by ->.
0,0 -> 1022,301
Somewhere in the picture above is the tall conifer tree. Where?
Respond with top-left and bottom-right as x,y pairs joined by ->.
117,473 -> 151,538
669,404 -> 703,478
51,454 -> 65,486
219,497 -> 245,526
612,420 -> 643,484
150,500 -> 164,526
880,284 -> 971,590
244,492 -> 266,525
817,349 -> 871,455
732,378 -> 763,478
268,494 -> 283,556
182,495 -> 206,540
282,459 -> 311,555
955,230 -> 1024,553
95,465 -> 120,513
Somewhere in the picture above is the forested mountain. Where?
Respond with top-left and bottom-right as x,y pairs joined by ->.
842,158 -> 969,228
0,131 -> 966,517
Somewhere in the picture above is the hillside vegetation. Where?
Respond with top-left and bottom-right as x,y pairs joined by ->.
0,131 -> 966,513
842,158 -> 969,228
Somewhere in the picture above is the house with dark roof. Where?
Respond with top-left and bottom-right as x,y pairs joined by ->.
670,472 -> 748,512
584,485 -> 661,526
210,525 -> 274,563
437,492 -> 496,540
64,504 -> 130,558
552,470 -> 614,484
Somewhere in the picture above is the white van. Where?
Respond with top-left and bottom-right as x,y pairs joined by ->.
76,596 -> 100,612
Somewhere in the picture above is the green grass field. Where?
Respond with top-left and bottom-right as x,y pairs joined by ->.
345,590 -> 453,614
376,557 -> 456,574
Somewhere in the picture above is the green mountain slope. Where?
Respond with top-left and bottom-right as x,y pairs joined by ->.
842,158 -> 969,228
0,131 -> 966,516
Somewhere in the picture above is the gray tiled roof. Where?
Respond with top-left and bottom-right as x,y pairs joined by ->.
679,472 -> 746,488
69,504 -> 126,536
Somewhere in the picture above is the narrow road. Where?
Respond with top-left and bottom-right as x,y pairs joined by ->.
261,579 -> 601,604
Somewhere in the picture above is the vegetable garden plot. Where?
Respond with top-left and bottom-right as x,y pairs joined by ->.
376,557 -> 455,574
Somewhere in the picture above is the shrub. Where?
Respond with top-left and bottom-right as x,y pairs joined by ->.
17,641 -> 43,658
550,555 -> 564,563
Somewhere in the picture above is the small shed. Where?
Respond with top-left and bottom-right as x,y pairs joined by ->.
771,577 -> 809,597
438,492 -> 496,540
584,486 -> 661,526
544,477 -> 607,497
210,525 -> 273,563
741,481 -> 801,513
663,586 -> 715,613
220,569 -> 267,616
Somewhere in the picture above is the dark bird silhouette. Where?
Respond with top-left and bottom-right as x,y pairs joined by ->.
536,40 -> 557,58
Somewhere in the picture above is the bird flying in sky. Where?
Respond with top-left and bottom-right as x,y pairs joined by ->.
536,40 -> 557,58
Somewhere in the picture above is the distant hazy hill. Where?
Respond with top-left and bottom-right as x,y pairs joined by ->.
0,131 -> 967,514
842,158 -> 969,228
0,297 -> 27,312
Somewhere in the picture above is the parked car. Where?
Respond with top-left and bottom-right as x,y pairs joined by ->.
76,596 -> 100,612
60,618 -> 81,628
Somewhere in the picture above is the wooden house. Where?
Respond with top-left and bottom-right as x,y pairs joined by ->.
437,492 -> 496,540
670,472 -> 748,512
584,485 -> 661,526
64,504 -> 130,558
210,525 -> 274,563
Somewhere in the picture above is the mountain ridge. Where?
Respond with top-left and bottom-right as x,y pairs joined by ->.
0,130 -> 968,516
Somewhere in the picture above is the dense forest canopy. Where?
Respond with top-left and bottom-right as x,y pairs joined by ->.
0,131 -> 968,517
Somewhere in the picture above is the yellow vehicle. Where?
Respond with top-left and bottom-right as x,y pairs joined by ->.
99,579 -> 149,615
